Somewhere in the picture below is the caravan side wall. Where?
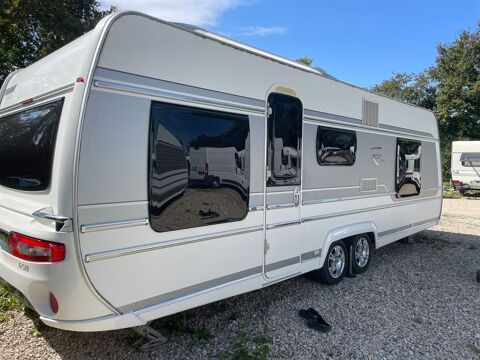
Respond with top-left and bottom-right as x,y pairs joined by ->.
74,14 -> 441,326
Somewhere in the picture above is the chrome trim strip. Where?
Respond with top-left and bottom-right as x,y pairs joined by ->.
304,114 -> 435,140
304,109 -> 362,126
85,225 -> 264,263
81,217 -> 149,234
414,217 -> 440,227
120,266 -> 263,313
0,82 -> 74,117
301,196 -> 442,223
94,79 -> 265,114
263,270 -> 302,286
266,203 -> 295,210
379,123 -> 433,139
302,191 -> 395,205
378,224 -> 412,237
378,217 -> 440,238
265,256 -> 300,272
266,220 -> 301,230
301,249 -> 321,262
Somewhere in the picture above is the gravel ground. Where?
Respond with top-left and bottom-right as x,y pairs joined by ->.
1,198 -> 480,359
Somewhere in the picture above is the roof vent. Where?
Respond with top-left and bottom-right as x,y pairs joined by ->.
362,99 -> 379,127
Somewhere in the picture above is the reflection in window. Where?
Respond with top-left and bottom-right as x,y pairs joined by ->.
460,153 -> 480,167
267,93 -> 302,186
0,99 -> 64,191
149,102 -> 250,232
396,139 -> 421,197
316,127 -> 356,166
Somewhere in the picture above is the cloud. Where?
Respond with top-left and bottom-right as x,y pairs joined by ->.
102,0 -> 247,27
238,26 -> 287,37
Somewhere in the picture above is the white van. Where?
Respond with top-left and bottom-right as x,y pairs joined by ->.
451,141 -> 480,192
0,12 -> 442,334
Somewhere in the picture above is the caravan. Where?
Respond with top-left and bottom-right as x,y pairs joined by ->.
451,141 -> 480,192
0,12 -> 442,333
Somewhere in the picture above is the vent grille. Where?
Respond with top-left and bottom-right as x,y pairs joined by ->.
362,100 -> 379,127
360,178 -> 377,192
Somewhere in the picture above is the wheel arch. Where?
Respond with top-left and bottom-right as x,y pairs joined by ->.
318,222 -> 378,268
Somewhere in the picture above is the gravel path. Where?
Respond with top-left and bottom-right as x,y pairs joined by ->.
1,199 -> 480,359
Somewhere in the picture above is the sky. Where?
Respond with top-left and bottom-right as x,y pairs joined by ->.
101,0 -> 480,87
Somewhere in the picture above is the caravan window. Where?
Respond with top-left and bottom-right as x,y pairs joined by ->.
0,99 -> 63,191
460,153 -> 480,167
149,102 -> 250,233
267,93 -> 302,186
316,127 -> 356,166
396,139 -> 421,197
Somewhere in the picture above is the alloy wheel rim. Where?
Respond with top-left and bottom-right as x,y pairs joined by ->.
328,245 -> 345,278
355,238 -> 370,268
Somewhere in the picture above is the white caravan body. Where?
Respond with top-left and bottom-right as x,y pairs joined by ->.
451,141 -> 480,190
0,12 -> 442,331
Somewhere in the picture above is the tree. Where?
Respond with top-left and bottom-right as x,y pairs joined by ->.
370,71 -> 436,110
372,24 -> 480,180
0,0 -> 115,88
295,55 -> 330,76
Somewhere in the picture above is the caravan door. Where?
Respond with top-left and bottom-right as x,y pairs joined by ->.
264,92 -> 303,279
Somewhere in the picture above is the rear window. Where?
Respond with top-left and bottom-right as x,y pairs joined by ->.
0,99 -> 63,191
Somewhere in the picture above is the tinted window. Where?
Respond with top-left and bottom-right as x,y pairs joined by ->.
267,93 -> 302,186
316,126 -> 356,166
396,139 -> 421,197
149,102 -> 250,232
0,99 -> 63,191
460,152 -> 480,167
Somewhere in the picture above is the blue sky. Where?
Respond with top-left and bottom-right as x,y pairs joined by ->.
104,0 -> 480,87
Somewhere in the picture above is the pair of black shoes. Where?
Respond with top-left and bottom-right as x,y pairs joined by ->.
298,308 -> 332,333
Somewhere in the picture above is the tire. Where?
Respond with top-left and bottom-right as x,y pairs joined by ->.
351,234 -> 372,274
308,241 -> 348,285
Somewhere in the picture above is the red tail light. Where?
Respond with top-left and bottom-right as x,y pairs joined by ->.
7,232 -> 65,262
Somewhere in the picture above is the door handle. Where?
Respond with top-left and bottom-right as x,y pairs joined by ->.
294,187 -> 300,207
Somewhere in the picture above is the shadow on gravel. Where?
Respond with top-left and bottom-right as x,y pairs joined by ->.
420,229 -> 480,248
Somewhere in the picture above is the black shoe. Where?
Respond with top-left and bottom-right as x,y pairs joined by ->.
298,307 -> 320,320
306,318 -> 332,333
299,308 -> 332,333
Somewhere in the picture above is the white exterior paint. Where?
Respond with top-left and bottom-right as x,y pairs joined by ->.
0,11 -> 441,332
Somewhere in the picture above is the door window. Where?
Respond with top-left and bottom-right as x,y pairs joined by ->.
267,93 -> 302,186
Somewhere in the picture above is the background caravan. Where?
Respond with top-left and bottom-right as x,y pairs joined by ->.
0,11 -> 442,334
451,141 -> 480,193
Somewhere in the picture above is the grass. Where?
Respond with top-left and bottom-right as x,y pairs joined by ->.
156,311 -> 213,342
0,282 -> 24,323
217,326 -> 271,360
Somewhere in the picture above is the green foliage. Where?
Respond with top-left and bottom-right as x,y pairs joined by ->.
0,0 -> 116,87
295,55 -> 329,76
371,71 -> 436,110
372,24 -> 480,180
218,326 -> 271,360
157,311 -> 213,342
0,282 -> 23,322
295,55 -> 313,66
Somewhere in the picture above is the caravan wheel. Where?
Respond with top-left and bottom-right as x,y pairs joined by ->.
351,234 -> 372,274
307,241 -> 347,285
